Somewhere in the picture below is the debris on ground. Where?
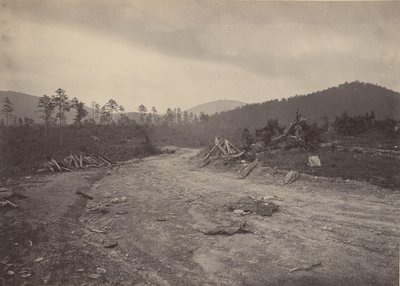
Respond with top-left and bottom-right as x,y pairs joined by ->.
308,156 -> 322,167
37,153 -> 115,174
111,198 -> 120,203
203,221 -> 252,236
75,190 -> 94,200
96,267 -> 107,274
262,195 -> 278,201
87,227 -> 106,234
284,170 -> 300,184
34,257 -> 44,262
233,209 -> 251,216
104,240 -> 118,248
321,226 -> 333,231
237,159 -> 258,179
0,200 -> 18,208
289,262 -> 322,273
121,196 -> 127,202
88,273 -> 101,279
227,197 -> 279,217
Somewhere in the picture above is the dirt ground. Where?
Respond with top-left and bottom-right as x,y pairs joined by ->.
0,148 -> 399,286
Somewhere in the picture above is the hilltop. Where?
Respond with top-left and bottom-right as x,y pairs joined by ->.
186,99 -> 246,116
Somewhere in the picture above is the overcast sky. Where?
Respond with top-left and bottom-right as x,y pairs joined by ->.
1,0 -> 399,112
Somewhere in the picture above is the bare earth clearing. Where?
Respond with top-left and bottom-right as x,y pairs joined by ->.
1,148 -> 399,286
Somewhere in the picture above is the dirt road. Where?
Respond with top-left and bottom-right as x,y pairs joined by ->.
1,148 -> 399,285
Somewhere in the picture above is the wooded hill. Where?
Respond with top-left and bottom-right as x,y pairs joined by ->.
208,81 -> 400,130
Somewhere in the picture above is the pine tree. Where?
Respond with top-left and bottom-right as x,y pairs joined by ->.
1,97 -> 14,127
51,88 -> 70,146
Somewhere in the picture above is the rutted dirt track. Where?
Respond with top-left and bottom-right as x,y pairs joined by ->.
1,148 -> 399,285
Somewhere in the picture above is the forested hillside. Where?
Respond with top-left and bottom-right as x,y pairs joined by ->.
209,81 -> 400,130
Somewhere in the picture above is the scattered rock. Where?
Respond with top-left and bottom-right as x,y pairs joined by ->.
111,198 -> 119,204
7,270 -> 15,276
34,257 -> 44,262
308,156 -> 322,167
106,170 -> 112,175
284,170 -> 299,184
121,196 -> 127,202
0,191 -> 13,199
233,209 -> 251,216
203,221 -> 252,236
321,226 -> 333,231
240,160 -> 246,164
75,190 -> 93,200
262,195 -> 277,201
254,201 -> 279,216
109,250 -> 118,256
76,268 -> 84,272
289,262 -> 322,273
96,267 -> 107,274
88,273 -> 101,279
103,192 -> 112,198
104,240 -> 118,248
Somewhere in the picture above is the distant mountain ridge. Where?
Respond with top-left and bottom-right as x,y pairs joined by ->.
0,90 -> 93,124
2,81 -> 399,127
207,81 -> 400,130
186,99 -> 246,116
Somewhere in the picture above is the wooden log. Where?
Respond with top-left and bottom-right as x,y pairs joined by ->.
228,141 -> 241,153
238,159 -> 258,179
61,167 -> 72,171
225,140 -> 232,154
204,143 -> 219,161
70,155 -> 79,168
50,159 -> 62,171
217,143 -> 228,155
97,156 -> 111,166
222,151 -> 245,160
101,154 -> 114,164
79,155 -> 83,168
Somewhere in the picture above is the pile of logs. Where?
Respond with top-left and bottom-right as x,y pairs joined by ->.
202,137 -> 244,167
38,154 -> 114,173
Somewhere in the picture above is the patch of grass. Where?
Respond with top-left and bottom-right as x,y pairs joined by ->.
259,148 -> 400,190
0,125 -> 159,178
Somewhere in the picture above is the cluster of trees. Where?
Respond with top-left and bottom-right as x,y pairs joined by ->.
0,97 -> 35,128
135,105 -> 210,126
334,111 -> 399,137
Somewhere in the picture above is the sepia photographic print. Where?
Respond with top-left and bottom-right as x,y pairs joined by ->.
0,0 -> 399,285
